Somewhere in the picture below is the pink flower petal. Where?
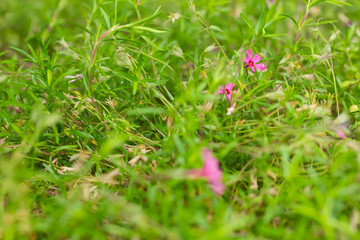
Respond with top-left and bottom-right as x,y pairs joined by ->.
200,148 -> 225,195
215,86 -> 225,95
336,130 -> 346,139
216,83 -> 236,102
210,182 -> 225,196
201,149 -> 222,181
246,49 -> 253,60
226,92 -> 232,101
252,54 -> 261,63
225,83 -> 235,91
255,63 -> 265,71
244,50 -> 266,72
187,149 -> 225,196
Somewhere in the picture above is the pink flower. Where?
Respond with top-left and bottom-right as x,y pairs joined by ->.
216,83 -> 236,102
65,74 -> 83,83
188,148 -> 225,195
243,50 -> 266,73
336,130 -> 346,139
266,0 -> 275,8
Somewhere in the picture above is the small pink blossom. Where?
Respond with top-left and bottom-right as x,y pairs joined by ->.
243,50 -> 265,73
65,74 -> 83,83
188,148 -> 225,195
216,83 -> 236,102
336,130 -> 346,139
266,0 -> 275,8
333,114 -> 349,140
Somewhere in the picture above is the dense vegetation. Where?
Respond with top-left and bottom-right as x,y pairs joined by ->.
1,0 -> 360,239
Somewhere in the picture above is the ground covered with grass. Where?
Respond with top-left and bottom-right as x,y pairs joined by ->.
1,0 -> 360,239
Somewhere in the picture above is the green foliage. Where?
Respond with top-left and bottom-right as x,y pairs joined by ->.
1,0 -> 360,239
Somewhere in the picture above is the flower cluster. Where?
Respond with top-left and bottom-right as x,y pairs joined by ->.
187,50 -> 266,196
216,50 -> 265,105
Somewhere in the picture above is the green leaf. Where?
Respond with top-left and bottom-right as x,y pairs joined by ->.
240,13 -> 255,34
261,33 -> 288,38
0,51 -> 8,57
255,8 -> 268,36
10,46 -> 37,63
209,25 -> 223,32
280,14 -> 299,29
310,0 -> 351,8
123,6 -> 162,28
341,80 -> 359,88
72,129 -> 95,139
127,107 -> 165,116
132,26 -> 167,34
143,78 -> 168,86
100,7 -> 111,29
141,36 -> 165,51
305,20 -> 338,26
37,38 -> 49,59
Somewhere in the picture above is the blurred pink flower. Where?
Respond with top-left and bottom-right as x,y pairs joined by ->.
216,83 -> 236,102
65,74 -> 83,83
188,148 -> 225,195
243,50 -> 265,72
336,130 -> 346,139
333,114 -> 349,140
266,0 -> 275,8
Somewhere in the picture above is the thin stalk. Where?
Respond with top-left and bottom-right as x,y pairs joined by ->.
208,29 -> 231,65
327,58 -> 340,116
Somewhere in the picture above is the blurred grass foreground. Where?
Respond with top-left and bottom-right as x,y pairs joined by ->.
2,0 -> 360,239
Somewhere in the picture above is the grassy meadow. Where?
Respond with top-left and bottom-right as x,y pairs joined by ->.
1,0 -> 360,239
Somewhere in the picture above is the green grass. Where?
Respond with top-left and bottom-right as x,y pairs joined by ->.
1,0 -> 360,239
